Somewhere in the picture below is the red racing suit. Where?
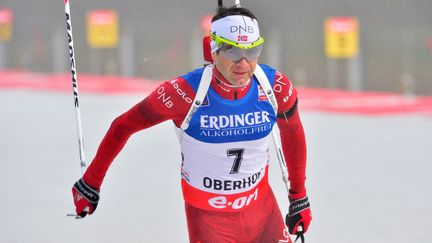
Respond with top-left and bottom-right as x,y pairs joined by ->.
83,66 -> 307,243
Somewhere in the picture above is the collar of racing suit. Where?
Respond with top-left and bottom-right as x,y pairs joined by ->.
211,66 -> 252,101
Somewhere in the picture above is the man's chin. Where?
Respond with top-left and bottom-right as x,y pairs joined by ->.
231,75 -> 250,86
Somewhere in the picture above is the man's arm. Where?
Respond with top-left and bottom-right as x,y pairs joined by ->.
272,71 -> 311,235
72,78 -> 195,217
276,106 -> 307,193
272,71 -> 306,192
83,77 -> 195,189
82,96 -> 170,189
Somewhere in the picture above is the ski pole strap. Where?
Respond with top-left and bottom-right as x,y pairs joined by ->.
294,233 -> 305,243
293,223 -> 305,243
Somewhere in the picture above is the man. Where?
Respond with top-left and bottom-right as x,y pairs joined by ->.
72,6 -> 312,243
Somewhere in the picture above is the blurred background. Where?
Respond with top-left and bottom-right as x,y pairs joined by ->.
0,0 -> 431,95
1,1 -> 432,243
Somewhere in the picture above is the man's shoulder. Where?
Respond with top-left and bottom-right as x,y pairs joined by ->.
257,63 -> 276,72
257,64 -> 277,78
254,64 -> 297,112
179,67 -> 206,92
257,64 -> 284,87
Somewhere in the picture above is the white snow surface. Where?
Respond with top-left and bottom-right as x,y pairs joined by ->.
1,90 -> 431,243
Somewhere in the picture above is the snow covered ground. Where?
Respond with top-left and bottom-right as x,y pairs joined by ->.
1,90 -> 431,243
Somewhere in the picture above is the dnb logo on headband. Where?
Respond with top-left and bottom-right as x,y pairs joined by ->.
230,24 -> 254,34
230,21 -> 253,43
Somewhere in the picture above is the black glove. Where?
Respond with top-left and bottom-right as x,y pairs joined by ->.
285,191 -> 312,240
72,178 -> 100,218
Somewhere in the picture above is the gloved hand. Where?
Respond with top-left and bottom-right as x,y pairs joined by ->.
285,191 -> 312,236
72,178 -> 100,218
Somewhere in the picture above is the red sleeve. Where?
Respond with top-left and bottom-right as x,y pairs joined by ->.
83,78 -> 195,189
273,71 -> 307,194
273,71 -> 297,114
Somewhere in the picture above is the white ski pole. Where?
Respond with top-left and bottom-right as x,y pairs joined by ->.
271,128 -> 304,238
64,0 -> 90,219
270,128 -> 290,195
64,0 -> 87,174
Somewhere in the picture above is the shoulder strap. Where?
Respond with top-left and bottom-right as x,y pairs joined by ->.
253,65 -> 278,114
180,65 -> 213,130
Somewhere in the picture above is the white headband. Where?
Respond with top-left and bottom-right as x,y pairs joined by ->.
210,15 -> 261,53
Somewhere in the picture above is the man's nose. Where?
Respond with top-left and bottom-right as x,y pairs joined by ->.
235,57 -> 249,65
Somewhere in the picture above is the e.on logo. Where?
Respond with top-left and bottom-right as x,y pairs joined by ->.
208,188 -> 258,210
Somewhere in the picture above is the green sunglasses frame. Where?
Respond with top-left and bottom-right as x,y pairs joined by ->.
211,33 -> 264,49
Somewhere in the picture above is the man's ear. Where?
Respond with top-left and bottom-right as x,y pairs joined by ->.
211,52 -> 217,61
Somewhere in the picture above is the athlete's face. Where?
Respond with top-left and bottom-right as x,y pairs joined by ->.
212,51 -> 257,86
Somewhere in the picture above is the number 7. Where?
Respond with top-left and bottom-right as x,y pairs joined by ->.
227,148 -> 244,174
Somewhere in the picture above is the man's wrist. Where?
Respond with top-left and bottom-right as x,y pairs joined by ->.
74,178 -> 100,203
83,171 -> 101,191
289,189 -> 307,200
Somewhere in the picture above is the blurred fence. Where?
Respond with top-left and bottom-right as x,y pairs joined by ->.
0,0 -> 431,95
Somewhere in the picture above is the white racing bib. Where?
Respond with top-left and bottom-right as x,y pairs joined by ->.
177,65 -> 278,211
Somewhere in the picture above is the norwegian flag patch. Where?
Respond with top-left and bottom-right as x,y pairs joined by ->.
237,35 -> 248,42
258,85 -> 267,101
